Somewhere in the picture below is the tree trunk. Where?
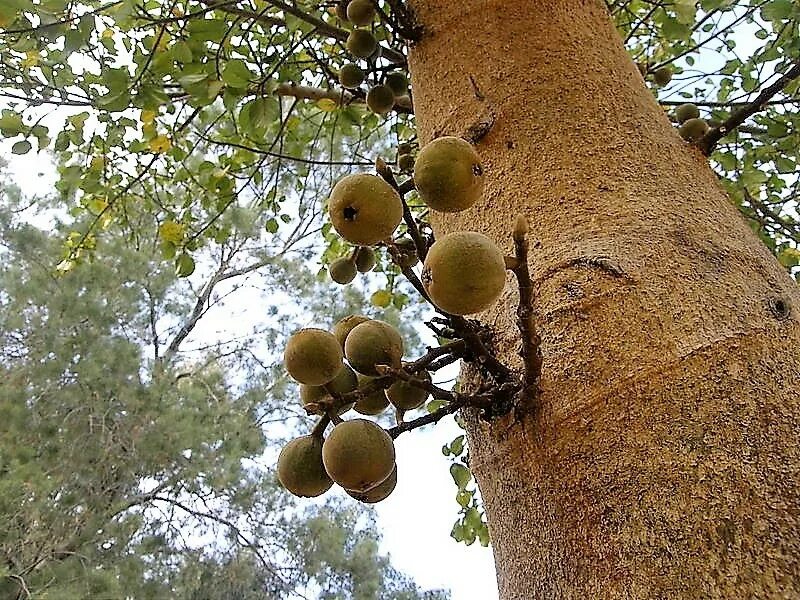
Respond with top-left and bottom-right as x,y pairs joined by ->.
407,0 -> 800,597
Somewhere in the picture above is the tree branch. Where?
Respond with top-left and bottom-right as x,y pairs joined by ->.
699,60 -> 800,155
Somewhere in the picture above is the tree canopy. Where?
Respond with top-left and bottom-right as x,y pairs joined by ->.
0,169 -> 443,598
0,0 -> 799,593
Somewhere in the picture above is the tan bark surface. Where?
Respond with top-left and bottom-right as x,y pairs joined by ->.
407,0 -> 800,597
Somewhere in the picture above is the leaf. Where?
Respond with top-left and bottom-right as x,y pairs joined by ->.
159,220 -> 185,244
148,134 -> 171,154
449,463 -> 471,490
316,98 -> 338,112
265,218 -> 279,234
222,59 -> 253,89
370,289 -> 392,308
11,140 -> 32,154
175,253 -> 196,277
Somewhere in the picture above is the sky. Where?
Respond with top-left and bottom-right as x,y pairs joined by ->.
1,146 -> 500,599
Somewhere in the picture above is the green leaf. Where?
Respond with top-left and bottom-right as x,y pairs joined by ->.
449,463 -> 471,490
175,253 -> 196,277
11,140 -> 32,154
222,59 -> 253,89
265,218 -> 278,234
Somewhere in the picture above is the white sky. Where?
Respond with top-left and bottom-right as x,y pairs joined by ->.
2,147 -> 499,599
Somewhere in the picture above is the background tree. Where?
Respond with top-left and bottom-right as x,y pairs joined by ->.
0,167 -> 441,599
1,0 -> 799,597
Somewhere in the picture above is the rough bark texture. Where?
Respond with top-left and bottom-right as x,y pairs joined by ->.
407,0 -> 800,597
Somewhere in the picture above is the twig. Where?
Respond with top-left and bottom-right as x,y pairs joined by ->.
508,215 -> 542,402
375,158 -> 428,260
387,397 -> 467,438
699,60 -> 800,155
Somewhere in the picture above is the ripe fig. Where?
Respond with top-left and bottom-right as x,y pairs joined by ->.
386,369 -> 430,411
422,231 -> 506,315
413,136 -> 484,213
328,173 -> 403,245
329,256 -> 358,284
675,103 -> 700,124
347,464 -> 397,503
653,66 -> 672,86
366,84 -> 395,115
353,374 -> 391,415
679,117 -> 709,142
284,328 -> 343,385
322,418 -> 395,492
300,364 -> 358,415
333,314 -> 371,349
344,319 -> 403,376
345,29 -> 377,59
277,435 -> 333,497
346,0 -> 374,26
384,71 -> 408,96
355,246 -> 377,273
339,63 -> 365,89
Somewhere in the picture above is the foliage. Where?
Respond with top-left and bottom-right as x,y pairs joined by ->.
0,0 -> 798,554
0,169 -> 442,598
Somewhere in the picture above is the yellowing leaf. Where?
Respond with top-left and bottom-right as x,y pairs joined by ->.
101,29 -> 114,39
316,98 -> 338,112
21,50 -> 40,68
141,110 -> 156,124
148,134 -> 171,154
371,290 -> 392,308
159,220 -> 185,244
85,196 -> 108,215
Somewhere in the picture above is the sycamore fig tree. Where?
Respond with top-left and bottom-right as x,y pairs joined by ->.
1,0 -> 800,596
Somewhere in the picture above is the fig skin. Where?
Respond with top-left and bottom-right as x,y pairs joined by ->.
346,29 -> 377,59
422,231 -> 507,315
384,71 -> 408,96
353,374 -> 391,415
284,328 -> 343,386
366,85 -> 395,115
344,319 -> 404,376
653,66 -> 672,86
328,173 -> 403,246
386,369 -> 431,411
339,64 -> 365,89
322,418 -> 396,493
277,435 -> 333,498
332,314 -> 371,349
355,247 -> 377,273
347,464 -> 397,503
346,0 -> 374,26
675,103 -> 700,124
679,117 -> 710,142
329,256 -> 357,284
413,136 -> 484,213
300,364 -> 358,415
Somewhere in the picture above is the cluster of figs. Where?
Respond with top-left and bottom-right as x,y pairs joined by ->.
277,134 -> 510,503
332,0 -> 409,115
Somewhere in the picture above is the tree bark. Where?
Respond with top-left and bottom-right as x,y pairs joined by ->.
407,0 -> 800,598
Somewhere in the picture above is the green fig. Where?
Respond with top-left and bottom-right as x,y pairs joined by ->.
329,256 -> 358,284
284,328 -> 343,385
344,319 -> 403,376
422,231 -> 506,315
346,29 -> 377,59
366,84 -> 395,115
413,136 -> 484,213
347,464 -> 397,503
328,173 -> 403,245
277,435 -> 333,497
322,418 -> 395,492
